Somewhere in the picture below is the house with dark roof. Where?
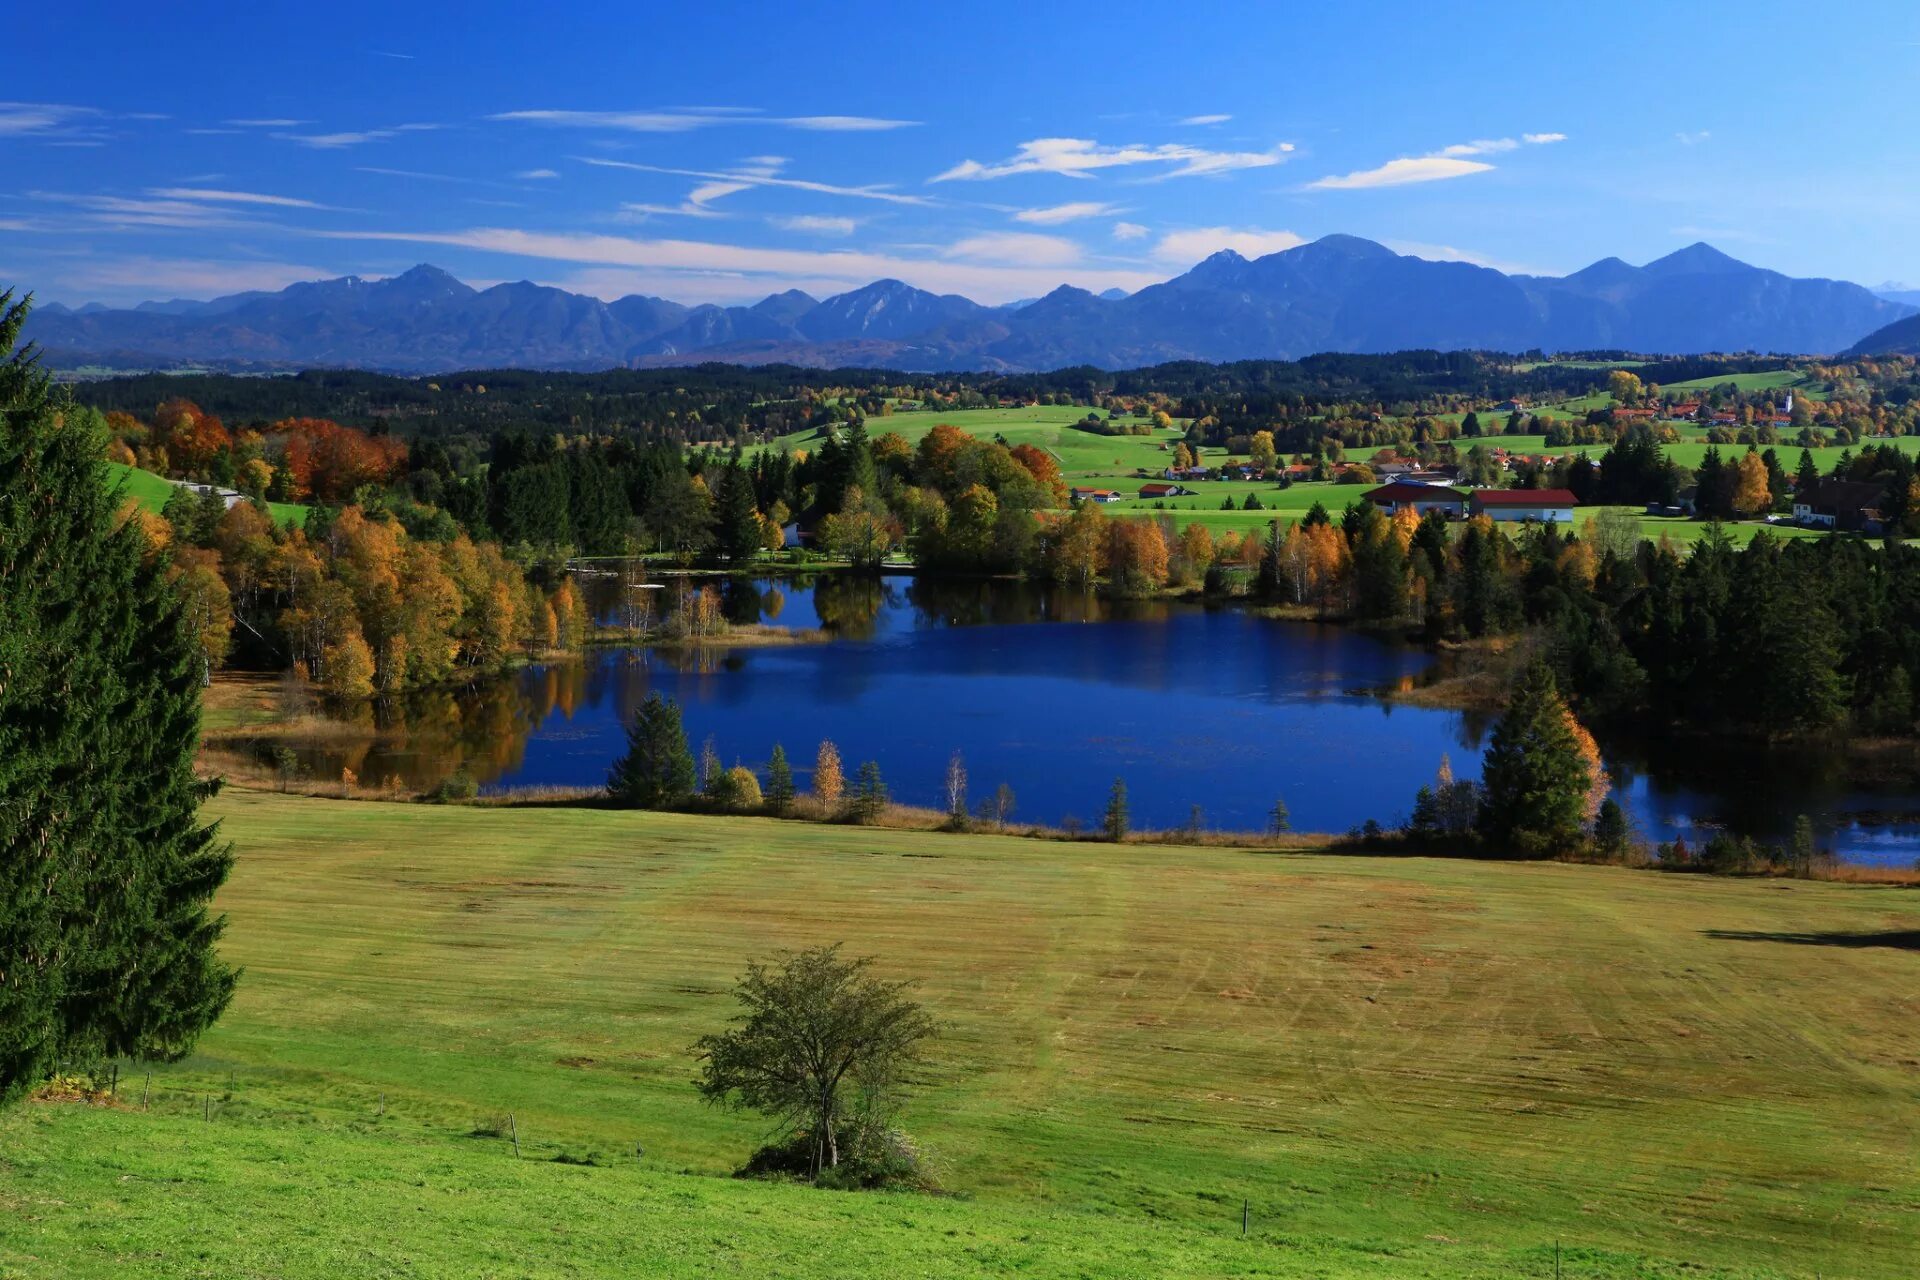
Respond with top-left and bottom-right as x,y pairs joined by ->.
1363,481 -> 1466,519
1793,479 -> 1884,531
1469,488 -> 1579,523
1138,481 -> 1191,499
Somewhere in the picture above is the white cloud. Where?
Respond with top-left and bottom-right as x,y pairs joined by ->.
932,136 -> 1294,182
1308,156 -> 1495,189
224,118 -> 310,128
1674,130 -> 1711,146
1151,226 -> 1304,263
516,168 -> 560,180
1178,114 -> 1232,126
1309,132 -> 1563,190
314,224 -> 1166,304
27,191 -> 259,230
1014,201 -> 1120,225
0,101 -> 107,141
54,256 -> 333,301
1112,221 -> 1149,241
492,108 -> 916,132
770,214 -> 857,235
945,232 -> 1082,267
275,123 -> 440,149
146,186 -> 332,209
577,156 -> 932,205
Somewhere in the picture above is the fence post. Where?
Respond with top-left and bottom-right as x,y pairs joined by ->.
1555,1240 -> 1561,1280
203,1095 -> 210,1123
142,1072 -> 151,1109
109,1063 -> 119,1099
508,1112 -> 520,1158
1242,1199 -> 1249,1237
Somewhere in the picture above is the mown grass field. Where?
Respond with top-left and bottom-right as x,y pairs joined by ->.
4,789 -> 1916,1278
106,460 -> 309,528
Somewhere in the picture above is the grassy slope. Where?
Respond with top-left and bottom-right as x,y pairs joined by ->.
778,406 -> 1894,544
5,790 -> 1916,1278
106,460 -> 309,528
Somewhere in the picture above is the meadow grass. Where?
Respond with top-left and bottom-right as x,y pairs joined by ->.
106,460 -> 310,528
4,789 -> 1916,1278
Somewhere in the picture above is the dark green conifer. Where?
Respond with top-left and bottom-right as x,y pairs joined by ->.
764,743 -> 796,814
1,292 -> 236,1106
606,692 -> 696,808
1476,662 -> 1591,857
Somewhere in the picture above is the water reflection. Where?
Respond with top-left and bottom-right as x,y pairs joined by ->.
290,569 -> 1920,866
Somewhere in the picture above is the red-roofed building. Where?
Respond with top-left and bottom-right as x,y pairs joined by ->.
1469,488 -> 1579,523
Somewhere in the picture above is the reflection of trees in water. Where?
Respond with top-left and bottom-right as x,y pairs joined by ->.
721,578 -> 765,626
812,575 -> 890,638
292,663 -> 574,789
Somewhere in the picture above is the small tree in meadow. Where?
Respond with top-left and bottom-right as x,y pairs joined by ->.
1103,778 -> 1129,842
943,751 -> 968,827
847,761 -> 888,824
693,945 -> 938,1185
765,743 -> 796,814
1268,795 -> 1291,834
607,693 -> 696,808
813,741 -> 844,812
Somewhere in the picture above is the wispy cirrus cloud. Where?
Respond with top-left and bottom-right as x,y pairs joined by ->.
1152,226 -> 1304,263
1112,221 -> 1149,241
275,123 -> 442,149
223,118 -> 311,128
1014,201 -> 1121,225
1178,114 -> 1232,126
312,224 -> 1164,303
576,156 -> 933,206
945,232 -> 1082,267
27,191 -> 262,230
933,136 -> 1293,182
516,168 -> 560,180
1674,130 -> 1711,146
770,214 -> 857,235
146,186 -> 335,210
0,101 -> 111,142
53,256 -> 335,301
492,108 -> 917,133
1309,132 -> 1565,190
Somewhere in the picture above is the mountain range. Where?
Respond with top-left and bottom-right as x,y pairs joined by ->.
23,236 -> 1916,375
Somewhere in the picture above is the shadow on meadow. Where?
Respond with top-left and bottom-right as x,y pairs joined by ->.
1702,928 -> 1920,950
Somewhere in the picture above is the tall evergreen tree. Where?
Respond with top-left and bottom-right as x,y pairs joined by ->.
714,462 -> 764,565
1476,662 -> 1592,857
2,292 -> 235,1106
764,743 -> 796,814
1103,777 -> 1130,842
606,692 -> 696,808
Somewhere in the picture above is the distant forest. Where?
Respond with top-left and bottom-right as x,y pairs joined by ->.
67,351 -> 1803,447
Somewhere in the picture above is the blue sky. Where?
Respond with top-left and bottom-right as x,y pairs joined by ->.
6,0 -> 1919,307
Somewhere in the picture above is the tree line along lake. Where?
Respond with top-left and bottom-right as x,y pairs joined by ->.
282,567 -> 1920,866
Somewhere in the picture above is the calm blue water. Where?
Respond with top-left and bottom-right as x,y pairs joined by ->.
322,574 -> 1920,866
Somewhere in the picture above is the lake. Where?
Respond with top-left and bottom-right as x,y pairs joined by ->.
294,572 -> 1920,866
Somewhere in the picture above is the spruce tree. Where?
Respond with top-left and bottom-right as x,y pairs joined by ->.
1103,778 -> 1130,842
1476,662 -> 1592,857
606,692 -> 696,808
764,743 -> 796,814
1,292 -> 236,1106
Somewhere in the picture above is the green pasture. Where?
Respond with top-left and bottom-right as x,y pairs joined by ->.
106,461 -> 310,528
4,790 -> 1915,1278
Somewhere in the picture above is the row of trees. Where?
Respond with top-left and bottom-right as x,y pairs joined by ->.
147,487 -> 584,698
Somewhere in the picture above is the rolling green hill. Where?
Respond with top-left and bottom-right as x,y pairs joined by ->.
4,790 -> 1914,1278
105,460 -> 309,528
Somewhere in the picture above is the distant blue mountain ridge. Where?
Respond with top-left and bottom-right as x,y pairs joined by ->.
21,236 -> 1915,374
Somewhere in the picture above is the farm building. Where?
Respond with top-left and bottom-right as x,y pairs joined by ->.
1138,482 -> 1192,499
1469,489 -> 1578,523
1793,479 -> 1885,531
1363,481 -> 1466,519
1071,487 -> 1124,504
